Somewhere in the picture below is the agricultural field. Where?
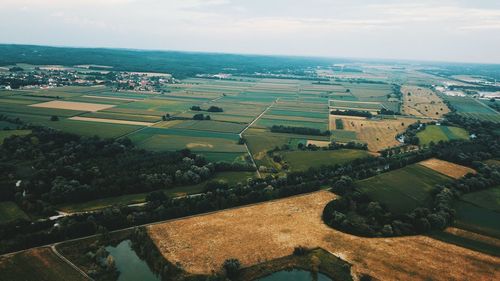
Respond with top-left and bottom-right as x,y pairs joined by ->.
0,247 -> 88,281
417,125 -> 469,146
401,85 -> 450,118
0,201 -> 30,224
281,149 -> 371,171
454,185 -> 500,238
355,163 -> 453,214
147,191 -> 500,281
443,95 -> 500,123
419,158 -> 476,179
329,115 -> 420,151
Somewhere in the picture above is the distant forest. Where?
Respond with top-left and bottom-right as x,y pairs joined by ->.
0,44 -> 347,79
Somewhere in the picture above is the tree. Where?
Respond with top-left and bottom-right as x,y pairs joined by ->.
190,105 -> 202,111
222,258 -> 240,278
205,115 -> 211,120
193,113 -> 205,120
50,115 -> 59,121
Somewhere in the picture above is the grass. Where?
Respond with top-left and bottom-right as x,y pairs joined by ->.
417,125 -> 469,146
0,247 -> 87,281
134,134 -> 245,153
58,172 -> 255,213
0,201 -> 30,224
452,185 -> 500,238
330,130 -> 357,142
256,118 -> 328,131
282,149 -> 371,171
0,129 -> 31,144
355,164 -> 452,214
171,119 -> 246,134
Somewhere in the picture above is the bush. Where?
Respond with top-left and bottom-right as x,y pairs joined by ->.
222,258 -> 241,278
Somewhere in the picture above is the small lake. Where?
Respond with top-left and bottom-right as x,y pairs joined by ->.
258,269 -> 332,281
105,240 -> 160,281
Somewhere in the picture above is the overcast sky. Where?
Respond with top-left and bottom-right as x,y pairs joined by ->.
1,0 -> 499,64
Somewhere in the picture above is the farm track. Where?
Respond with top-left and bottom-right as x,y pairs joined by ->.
51,245 -> 93,280
239,98 -> 278,177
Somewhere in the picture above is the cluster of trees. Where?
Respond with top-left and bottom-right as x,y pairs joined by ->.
330,109 -> 372,118
191,105 -> 224,113
193,113 -> 211,120
270,125 -> 330,136
399,121 -> 425,145
378,108 -> 400,115
1,128 -> 219,209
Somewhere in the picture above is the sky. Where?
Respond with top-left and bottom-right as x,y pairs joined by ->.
1,0 -> 500,64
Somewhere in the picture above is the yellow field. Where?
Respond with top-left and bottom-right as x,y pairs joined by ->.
147,191 -> 500,280
418,158 -> 476,179
29,100 -> 115,112
306,140 -> 330,147
401,85 -> 450,118
329,115 -> 420,151
69,116 -> 154,126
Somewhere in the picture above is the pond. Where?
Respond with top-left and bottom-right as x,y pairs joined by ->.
105,240 -> 160,281
257,269 -> 332,281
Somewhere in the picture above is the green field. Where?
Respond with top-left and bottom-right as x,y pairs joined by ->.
443,95 -> 500,123
355,164 -> 452,214
453,186 -> 500,238
171,120 -> 246,134
255,118 -> 328,130
330,130 -> 358,142
417,125 -> 469,146
0,201 -> 30,224
58,171 -> 255,212
282,149 -> 371,171
0,129 -> 31,144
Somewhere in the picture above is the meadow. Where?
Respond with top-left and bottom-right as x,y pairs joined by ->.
281,149 -> 371,171
417,125 -> 469,146
355,163 -> 452,214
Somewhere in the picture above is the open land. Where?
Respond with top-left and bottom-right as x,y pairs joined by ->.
0,247 -> 87,281
355,163 -> 453,214
147,191 -> 500,280
401,85 -> 450,118
329,115 -> 421,151
417,125 -> 469,146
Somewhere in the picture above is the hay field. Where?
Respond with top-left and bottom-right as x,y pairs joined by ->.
419,158 -> 476,179
147,191 -> 500,280
401,85 -> 450,118
329,115 -> 419,151
29,100 -> 115,112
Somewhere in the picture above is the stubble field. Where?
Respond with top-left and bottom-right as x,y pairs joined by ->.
147,191 -> 500,281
